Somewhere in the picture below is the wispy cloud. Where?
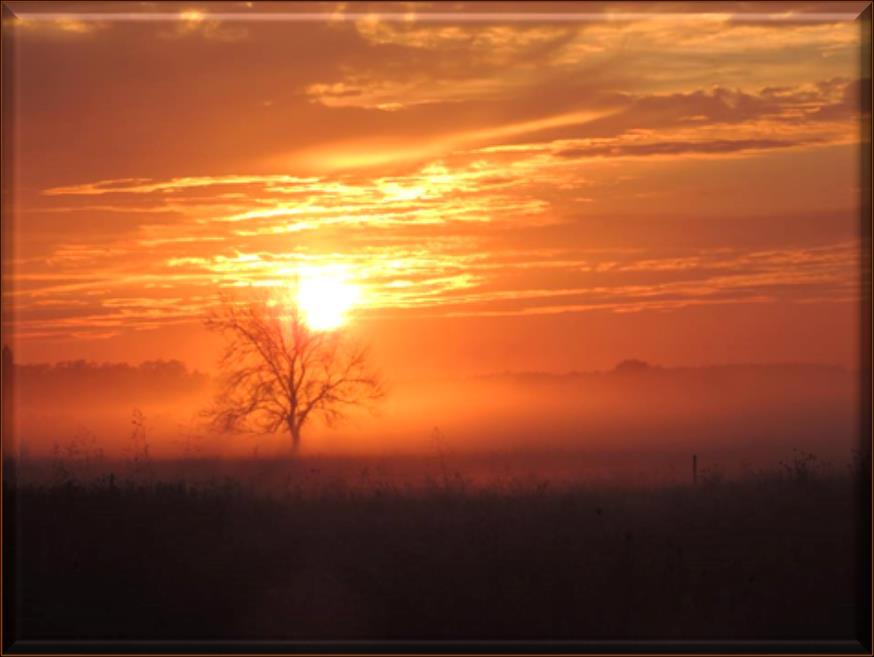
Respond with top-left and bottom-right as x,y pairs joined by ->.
4,5 -> 864,350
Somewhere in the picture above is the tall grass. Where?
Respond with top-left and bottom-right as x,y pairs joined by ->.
5,449 -> 863,642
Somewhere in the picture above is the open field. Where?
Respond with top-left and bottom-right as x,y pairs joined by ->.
5,454 -> 866,642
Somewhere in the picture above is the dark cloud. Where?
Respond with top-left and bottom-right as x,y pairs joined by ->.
555,138 -> 799,159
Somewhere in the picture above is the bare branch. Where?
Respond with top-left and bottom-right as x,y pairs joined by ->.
202,292 -> 384,452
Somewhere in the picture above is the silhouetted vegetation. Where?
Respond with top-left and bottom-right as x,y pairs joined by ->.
10,358 -> 208,406
204,296 -> 384,453
5,455 -> 861,642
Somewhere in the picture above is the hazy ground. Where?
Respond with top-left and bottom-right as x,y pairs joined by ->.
5,360 -> 863,465
3,359 -> 868,643
5,456 -> 866,642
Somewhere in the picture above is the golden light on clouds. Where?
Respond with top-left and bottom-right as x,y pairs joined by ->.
2,1 -> 867,375
179,9 -> 206,23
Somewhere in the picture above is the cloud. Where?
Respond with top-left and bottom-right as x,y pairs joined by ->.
295,78 -> 861,172
9,15 -> 108,35
554,138 -> 800,159
43,175 -> 321,196
5,189 -> 861,337
157,10 -> 249,42
304,11 -> 860,114
4,5 -> 864,346
283,107 -> 619,171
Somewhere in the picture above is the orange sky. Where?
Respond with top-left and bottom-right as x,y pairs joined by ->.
1,1 -> 869,378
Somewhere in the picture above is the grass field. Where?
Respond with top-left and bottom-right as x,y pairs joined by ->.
4,452 -> 866,642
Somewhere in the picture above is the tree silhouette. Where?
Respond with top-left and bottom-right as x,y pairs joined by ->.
203,295 -> 384,453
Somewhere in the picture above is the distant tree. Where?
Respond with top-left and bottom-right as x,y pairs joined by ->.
203,296 -> 384,454
13,358 -> 206,403
613,359 -> 654,374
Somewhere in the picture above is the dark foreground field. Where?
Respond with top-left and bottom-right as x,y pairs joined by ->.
4,460 -> 867,642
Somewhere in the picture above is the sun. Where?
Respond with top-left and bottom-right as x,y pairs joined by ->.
294,265 -> 360,332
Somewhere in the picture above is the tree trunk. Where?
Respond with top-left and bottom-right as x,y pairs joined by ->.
289,422 -> 301,455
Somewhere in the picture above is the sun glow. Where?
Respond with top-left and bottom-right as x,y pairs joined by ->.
294,265 -> 361,332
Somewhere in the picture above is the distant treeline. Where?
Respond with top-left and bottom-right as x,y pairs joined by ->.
3,349 -> 209,407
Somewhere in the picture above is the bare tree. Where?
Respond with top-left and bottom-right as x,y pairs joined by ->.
203,295 -> 384,453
